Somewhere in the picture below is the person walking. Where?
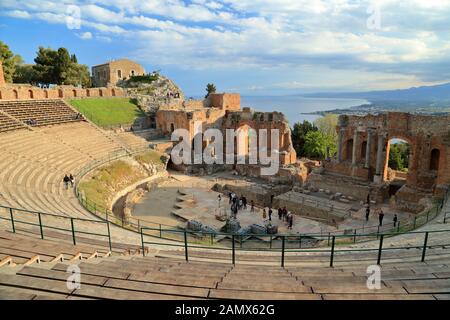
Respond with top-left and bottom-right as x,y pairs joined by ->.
262,208 -> 267,219
268,208 -> 272,221
69,174 -> 74,188
242,196 -> 247,210
393,214 -> 398,227
288,213 -> 294,230
250,200 -> 255,212
282,206 -> 287,221
278,207 -> 282,220
218,194 -> 222,208
365,205 -> 370,222
63,174 -> 70,190
378,209 -> 385,226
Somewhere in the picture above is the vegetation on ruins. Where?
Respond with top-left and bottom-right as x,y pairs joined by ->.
205,83 -> 217,98
123,72 -> 160,86
389,142 -> 410,172
78,151 -> 165,210
68,98 -> 145,127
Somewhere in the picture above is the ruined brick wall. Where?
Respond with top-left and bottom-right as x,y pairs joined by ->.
0,85 -> 124,100
324,112 -> 450,197
92,59 -> 145,87
210,93 -> 241,111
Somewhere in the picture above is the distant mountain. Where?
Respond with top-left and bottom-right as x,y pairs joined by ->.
305,82 -> 450,102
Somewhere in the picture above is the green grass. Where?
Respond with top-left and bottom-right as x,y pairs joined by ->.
68,98 -> 145,127
135,150 -> 167,167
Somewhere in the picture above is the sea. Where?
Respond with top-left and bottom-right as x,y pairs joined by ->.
240,96 -> 369,125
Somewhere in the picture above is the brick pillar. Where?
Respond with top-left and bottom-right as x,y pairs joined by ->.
352,129 -> 359,166
365,129 -> 374,169
0,61 -> 5,86
374,133 -> 386,183
337,128 -> 345,162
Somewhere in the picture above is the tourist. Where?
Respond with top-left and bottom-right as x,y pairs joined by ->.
365,205 -> 370,222
282,206 -> 287,221
242,196 -> 247,210
268,208 -> 272,221
262,208 -> 267,219
288,213 -> 294,230
378,209 -> 385,226
278,207 -> 282,220
63,174 -> 70,189
228,192 -> 232,204
250,200 -> 255,212
69,174 -> 74,187
393,214 -> 398,227
218,194 -> 222,208
238,198 -> 243,210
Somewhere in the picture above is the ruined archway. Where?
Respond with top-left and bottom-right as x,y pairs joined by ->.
385,138 -> 411,197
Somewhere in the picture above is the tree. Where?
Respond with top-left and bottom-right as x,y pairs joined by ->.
33,46 -> 90,86
389,142 -> 410,171
205,83 -> 216,98
0,41 -> 20,83
314,113 -> 338,158
291,120 -> 317,157
13,64 -> 36,84
304,131 -> 329,159
315,113 -> 338,141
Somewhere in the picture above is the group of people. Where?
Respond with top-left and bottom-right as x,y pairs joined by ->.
63,174 -> 75,189
364,194 -> 398,227
262,206 -> 294,229
227,192 -> 248,217
225,191 -> 296,230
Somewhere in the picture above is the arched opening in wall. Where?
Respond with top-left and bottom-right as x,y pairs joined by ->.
170,123 -> 175,133
430,149 -> 440,171
86,89 -> 90,97
28,90 -> 33,99
72,90 -> 77,97
386,138 -> 411,197
99,89 -> 103,97
44,90 -> 48,98
13,90 -> 18,99
361,141 -> 367,161
345,139 -> 353,161
111,89 -> 116,97
58,89 -> 63,98
0,90 -> 2,100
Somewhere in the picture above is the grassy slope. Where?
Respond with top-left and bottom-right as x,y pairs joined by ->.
68,98 -> 145,127
78,150 -> 166,210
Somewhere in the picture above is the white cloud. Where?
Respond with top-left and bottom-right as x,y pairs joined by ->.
2,0 -> 450,90
77,31 -> 92,40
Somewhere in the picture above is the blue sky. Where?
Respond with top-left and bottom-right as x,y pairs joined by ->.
1,0 -> 450,97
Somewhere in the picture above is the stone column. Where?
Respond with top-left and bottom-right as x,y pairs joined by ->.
374,133 -> 386,182
364,129 -> 374,169
337,128 -> 345,162
352,129 -> 359,166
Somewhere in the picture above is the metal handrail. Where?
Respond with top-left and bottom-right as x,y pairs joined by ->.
0,205 -> 112,251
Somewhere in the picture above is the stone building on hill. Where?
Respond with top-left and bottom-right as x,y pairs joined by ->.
91,58 -> 145,87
